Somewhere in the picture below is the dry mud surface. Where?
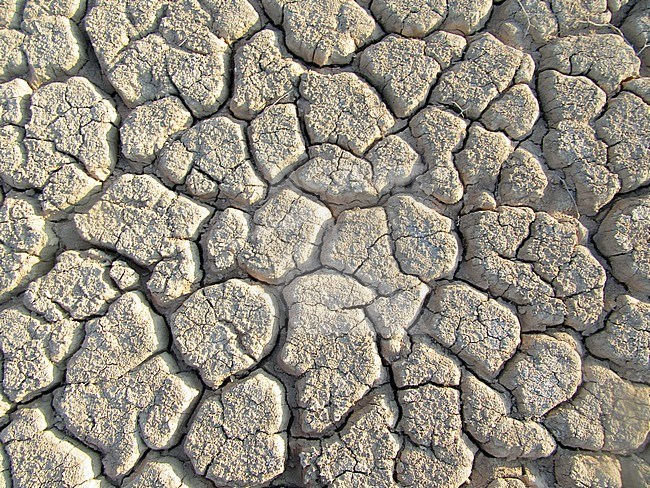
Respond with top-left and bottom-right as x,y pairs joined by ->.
0,0 -> 649,487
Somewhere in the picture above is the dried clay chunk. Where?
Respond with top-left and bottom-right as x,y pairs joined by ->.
296,392 -> 401,487
543,121 -> 619,216
596,91 -> 650,193
1,249 -> 118,403
184,371 -> 288,487
230,29 -> 305,120
432,33 -> 526,119
545,358 -> 650,455
595,195 -> 650,294
299,71 -> 395,156
482,84 -> 539,139
262,0 -> 381,66
279,271 -> 383,435
0,305 -> 80,403
409,106 -> 466,204
0,195 -> 57,303
586,295 -> 650,384
25,249 -> 119,322
359,32 -> 466,118
241,188 -> 332,284
397,383 -> 474,488
499,332 -> 582,418
320,205 -> 429,336
158,115 -> 267,205
85,0 -> 250,116
248,104 -> 307,184
0,0 -> 88,85
0,77 -> 119,215
202,208 -> 251,277
371,0 -> 493,37
391,335 -> 461,388
55,292 -> 202,479
122,454 -> 210,488
0,400 -> 106,488
171,279 -> 279,388
75,174 -> 210,267
292,140 -> 424,210
422,281 -> 520,380
554,449 -> 623,488
461,372 -> 556,460
74,174 -> 210,305
459,207 -> 605,332
120,96 -> 192,164
540,34 -> 640,94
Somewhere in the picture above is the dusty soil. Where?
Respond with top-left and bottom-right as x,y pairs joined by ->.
0,0 -> 648,487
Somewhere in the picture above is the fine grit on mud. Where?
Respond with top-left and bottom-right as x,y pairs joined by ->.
0,0 -> 649,487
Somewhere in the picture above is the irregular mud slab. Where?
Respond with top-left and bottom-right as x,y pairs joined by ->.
499,332 -> 582,417
0,305 -> 79,403
595,195 -> 650,294
279,271 -> 383,435
262,0 -> 381,66
596,90 -> 650,193
248,104 -> 307,184
545,358 -> 650,455
409,106 -> 466,204
359,32 -> 465,118
171,279 -> 279,388
538,71 -> 606,127
391,335 -> 461,388
25,249 -> 119,322
86,0 -> 250,116
554,449 -> 622,488
0,248 -> 120,403
202,207 -> 251,277
0,195 -> 57,303
184,371 -> 288,487
230,29 -> 305,120
431,33 -> 528,120
461,372 -> 556,460
242,188 -> 332,284
159,115 -> 267,205
539,34 -> 640,94
120,96 -> 193,164
75,174 -> 211,306
55,293 -> 202,479
0,0 -> 89,85
123,454 -> 210,488
0,77 -> 119,215
488,0 -> 558,51
295,392 -> 401,487
397,384 -> 474,488
543,121 -> 620,216
299,71 -> 395,156
422,281 -> 520,379
385,195 -> 460,282
320,205 -> 430,336
586,295 -> 650,383
1,400 -> 107,488
75,174 -> 210,267
292,141 -> 424,211
459,206 -> 606,333
482,84 -> 539,140
291,144 -> 381,208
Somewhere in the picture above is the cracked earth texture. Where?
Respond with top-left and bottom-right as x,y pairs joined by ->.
0,0 -> 648,487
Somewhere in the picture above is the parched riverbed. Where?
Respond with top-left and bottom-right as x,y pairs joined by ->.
0,0 -> 648,487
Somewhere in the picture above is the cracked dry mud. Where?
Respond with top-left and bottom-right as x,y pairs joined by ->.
0,1 -> 648,487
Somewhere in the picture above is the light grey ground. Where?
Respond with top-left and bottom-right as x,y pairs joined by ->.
0,0 -> 649,487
